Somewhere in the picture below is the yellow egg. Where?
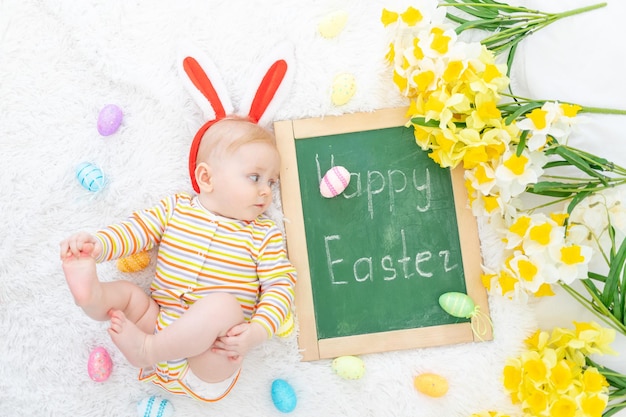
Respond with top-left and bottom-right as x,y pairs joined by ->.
276,310 -> 295,338
116,251 -> 151,273
318,10 -> 348,39
331,355 -> 365,380
413,373 -> 449,397
331,73 -> 356,106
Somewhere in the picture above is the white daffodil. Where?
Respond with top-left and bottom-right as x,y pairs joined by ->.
548,243 -> 593,284
522,215 -> 566,256
495,147 -> 548,200
508,251 -> 559,294
516,102 -> 569,150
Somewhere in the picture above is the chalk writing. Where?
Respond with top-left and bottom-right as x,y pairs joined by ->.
324,229 -> 458,285
315,154 -> 432,219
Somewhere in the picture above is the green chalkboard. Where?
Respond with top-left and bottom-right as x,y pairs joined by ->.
275,107 -> 488,361
296,126 -> 467,339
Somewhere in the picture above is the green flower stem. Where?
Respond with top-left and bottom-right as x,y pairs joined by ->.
559,282 -> 626,336
442,2 -> 607,54
579,106 -> 626,116
498,94 -> 626,117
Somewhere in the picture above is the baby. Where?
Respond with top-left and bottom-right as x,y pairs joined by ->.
60,117 -> 297,401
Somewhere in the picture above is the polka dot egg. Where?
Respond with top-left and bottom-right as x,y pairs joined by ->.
331,355 -> 365,380
331,73 -> 356,106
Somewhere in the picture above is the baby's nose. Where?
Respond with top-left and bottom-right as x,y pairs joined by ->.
259,183 -> 271,195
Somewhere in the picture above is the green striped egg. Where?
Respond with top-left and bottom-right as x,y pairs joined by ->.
438,292 -> 476,318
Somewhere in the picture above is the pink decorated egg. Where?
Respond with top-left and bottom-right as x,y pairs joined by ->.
87,346 -> 112,382
320,166 -> 350,198
97,104 -> 123,136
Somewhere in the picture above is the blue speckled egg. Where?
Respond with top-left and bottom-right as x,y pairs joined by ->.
97,104 -> 123,136
271,379 -> 297,413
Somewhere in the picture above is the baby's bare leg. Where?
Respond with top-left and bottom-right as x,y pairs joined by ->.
109,293 -> 244,380
62,248 -> 158,334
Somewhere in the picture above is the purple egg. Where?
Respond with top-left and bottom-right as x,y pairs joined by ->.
97,104 -> 123,136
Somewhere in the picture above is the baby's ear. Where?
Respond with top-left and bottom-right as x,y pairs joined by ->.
194,162 -> 213,192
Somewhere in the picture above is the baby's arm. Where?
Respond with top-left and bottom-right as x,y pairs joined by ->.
59,231 -> 103,260
250,226 -> 297,337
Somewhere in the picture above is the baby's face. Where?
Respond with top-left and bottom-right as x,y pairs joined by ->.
203,141 -> 280,221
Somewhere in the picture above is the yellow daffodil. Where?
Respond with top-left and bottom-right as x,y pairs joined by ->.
572,321 -> 617,356
549,395 -> 577,417
504,322 -> 616,417
581,393 -> 609,417
549,359 -> 574,392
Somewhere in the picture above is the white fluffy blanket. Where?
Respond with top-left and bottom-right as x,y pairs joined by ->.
1,1 -> 625,416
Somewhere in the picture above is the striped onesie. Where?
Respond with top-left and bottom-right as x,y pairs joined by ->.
94,193 -> 297,399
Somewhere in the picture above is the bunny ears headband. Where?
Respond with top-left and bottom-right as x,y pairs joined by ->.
179,42 -> 295,192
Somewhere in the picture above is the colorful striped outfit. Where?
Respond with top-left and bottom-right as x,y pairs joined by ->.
94,193 -> 297,400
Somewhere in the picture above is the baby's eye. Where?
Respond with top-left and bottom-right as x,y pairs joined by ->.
249,174 -> 260,182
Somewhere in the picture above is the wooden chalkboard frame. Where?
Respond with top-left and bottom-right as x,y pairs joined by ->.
274,107 -> 491,361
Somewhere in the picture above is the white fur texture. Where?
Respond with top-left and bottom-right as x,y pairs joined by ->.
1,1 -> 625,416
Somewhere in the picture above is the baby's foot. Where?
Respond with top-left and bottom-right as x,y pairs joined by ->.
108,310 -> 154,368
61,244 -> 100,308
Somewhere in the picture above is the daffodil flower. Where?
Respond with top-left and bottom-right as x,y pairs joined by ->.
495,147 -> 547,200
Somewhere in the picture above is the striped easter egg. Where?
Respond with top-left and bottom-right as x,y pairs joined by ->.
320,166 -> 350,198
137,396 -> 174,417
75,162 -> 106,192
438,292 -> 476,319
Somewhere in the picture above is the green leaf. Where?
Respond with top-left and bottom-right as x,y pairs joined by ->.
613,288 -> 622,322
505,42 -> 518,77
525,188 -> 572,198
601,237 -> 626,307
587,272 -> 607,283
525,190 -> 572,198
566,190 -> 593,214
410,117 -> 440,128
621,261 -> 626,325
543,160 -> 572,170
515,130 -> 529,157
445,12 -> 470,26
503,102 -> 544,125
445,0 -> 501,19
531,181 -> 585,193
552,146 -> 610,185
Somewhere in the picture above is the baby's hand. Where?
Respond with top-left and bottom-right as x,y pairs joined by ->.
59,232 -> 102,260
212,322 -> 267,360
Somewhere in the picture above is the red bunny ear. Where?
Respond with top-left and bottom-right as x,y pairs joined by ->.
182,56 -> 227,119
179,45 -> 234,193
247,59 -> 288,123
239,41 -> 295,127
